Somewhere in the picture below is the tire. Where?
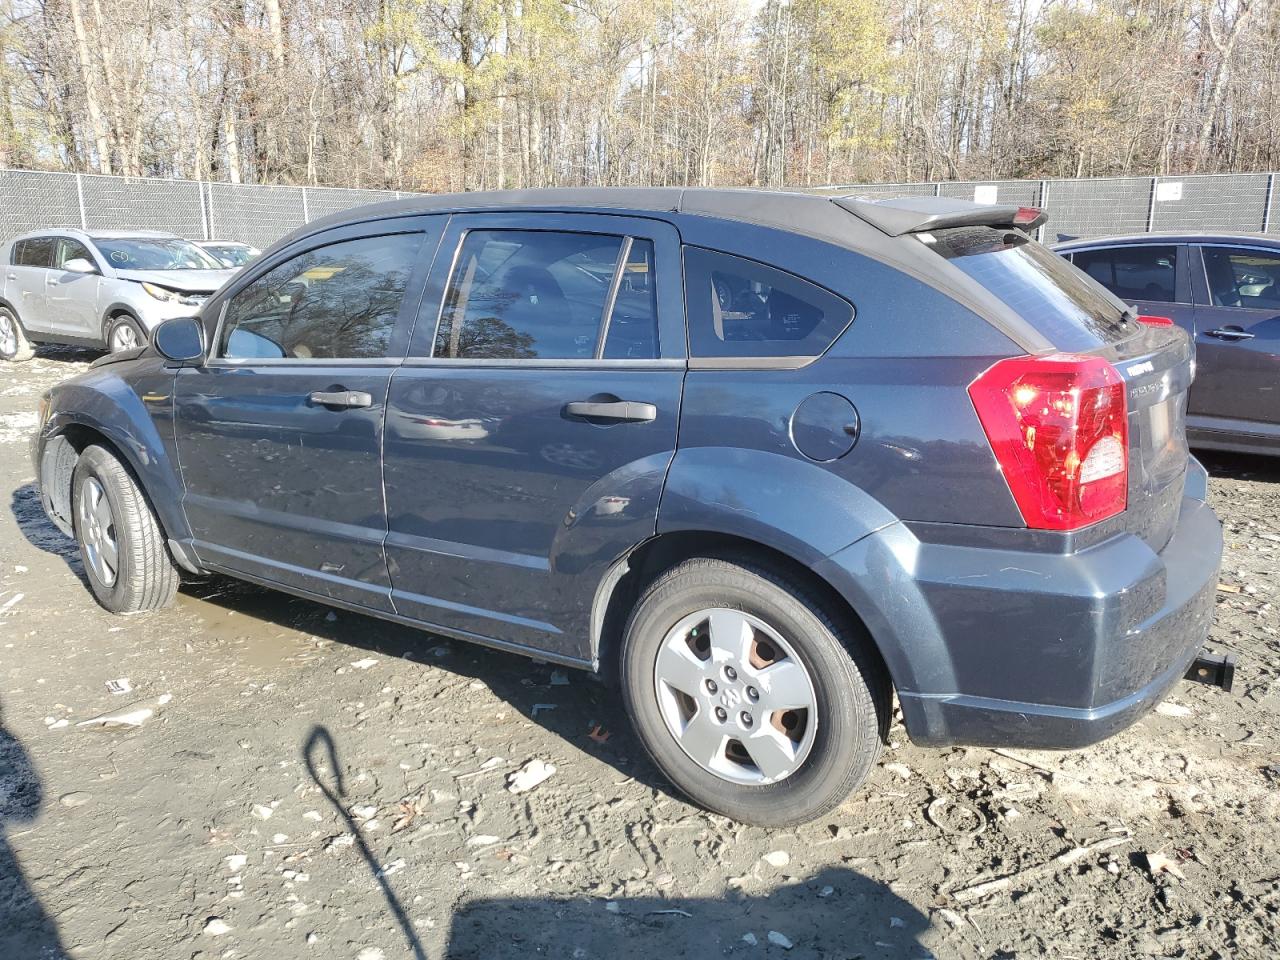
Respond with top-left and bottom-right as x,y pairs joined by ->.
0,306 -> 35,361
106,315 -> 146,353
72,444 -> 178,613
620,556 -> 889,826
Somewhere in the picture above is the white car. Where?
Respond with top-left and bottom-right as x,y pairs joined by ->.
0,228 -> 237,359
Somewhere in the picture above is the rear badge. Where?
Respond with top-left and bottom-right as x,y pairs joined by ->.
1126,361 -> 1155,377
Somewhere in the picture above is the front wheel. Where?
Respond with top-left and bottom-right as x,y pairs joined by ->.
72,445 -> 178,613
620,557 -> 889,826
106,315 -> 146,353
0,306 -> 34,361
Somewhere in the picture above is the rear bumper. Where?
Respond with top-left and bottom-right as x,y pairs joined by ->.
818,490 -> 1222,750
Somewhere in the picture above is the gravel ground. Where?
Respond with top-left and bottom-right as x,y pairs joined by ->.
1,348 -> 1278,960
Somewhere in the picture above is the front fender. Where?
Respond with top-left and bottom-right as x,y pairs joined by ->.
37,364 -> 189,543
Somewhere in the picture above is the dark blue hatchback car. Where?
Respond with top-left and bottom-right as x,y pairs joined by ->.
29,189 -> 1227,825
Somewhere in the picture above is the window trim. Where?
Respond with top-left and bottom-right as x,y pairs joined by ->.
681,244 -> 856,368
1067,242 -> 1190,306
206,221 -> 438,366
1196,243 -> 1280,311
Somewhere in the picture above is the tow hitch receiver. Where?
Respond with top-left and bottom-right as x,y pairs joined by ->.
1185,652 -> 1235,693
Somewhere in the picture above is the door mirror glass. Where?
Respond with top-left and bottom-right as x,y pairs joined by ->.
153,316 -> 205,362
62,257 -> 97,274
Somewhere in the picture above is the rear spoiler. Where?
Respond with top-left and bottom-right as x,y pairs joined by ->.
833,195 -> 1049,237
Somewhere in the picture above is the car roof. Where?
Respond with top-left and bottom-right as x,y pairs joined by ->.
196,239 -> 251,246
1054,231 -> 1280,250
282,187 -> 1045,254
8,228 -> 179,241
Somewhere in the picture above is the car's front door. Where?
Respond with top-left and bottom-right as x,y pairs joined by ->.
172,217 -> 443,611
47,237 -> 102,337
6,236 -> 56,333
382,213 -> 686,661
1187,244 -> 1280,437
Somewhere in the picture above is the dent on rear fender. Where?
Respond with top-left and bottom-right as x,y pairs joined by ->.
656,447 -> 901,564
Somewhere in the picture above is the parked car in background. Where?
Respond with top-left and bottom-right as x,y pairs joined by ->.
194,239 -> 260,268
1055,232 -> 1280,455
0,228 -> 237,359
31,190 -> 1227,825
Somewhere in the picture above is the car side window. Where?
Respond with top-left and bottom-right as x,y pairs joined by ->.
432,230 -> 657,360
54,238 -> 94,270
683,246 -> 853,359
1070,246 -> 1179,303
219,233 -> 423,360
1201,247 -> 1280,309
14,237 -> 54,268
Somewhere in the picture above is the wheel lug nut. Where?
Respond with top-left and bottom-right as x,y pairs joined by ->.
724,665 -> 737,681
740,711 -> 753,727
705,678 -> 718,695
746,686 -> 759,702
714,707 -> 728,722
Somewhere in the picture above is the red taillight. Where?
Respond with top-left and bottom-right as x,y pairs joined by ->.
968,353 -> 1128,530
1013,206 -> 1046,229
1136,314 -> 1174,327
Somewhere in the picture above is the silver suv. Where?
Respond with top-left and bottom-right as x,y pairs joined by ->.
0,229 -> 237,359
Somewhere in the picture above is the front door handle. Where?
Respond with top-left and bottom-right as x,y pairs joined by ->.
1207,327 -> 1255,341
308,390 -> 373,409
563,399 -> 657,423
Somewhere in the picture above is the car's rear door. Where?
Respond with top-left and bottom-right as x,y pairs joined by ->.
382,212 -> 685,662
173,216 -> 444,611
1187,243 -> 1280,440
6,236 -> 56,333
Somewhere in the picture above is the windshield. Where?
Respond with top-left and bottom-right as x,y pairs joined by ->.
92,237 -> 223,271
925,226 -> 1133,351
205,244 -> 258,267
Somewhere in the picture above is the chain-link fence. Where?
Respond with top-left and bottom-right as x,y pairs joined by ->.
824,172 -> 1280,241
0,169 -> 407,246
2,168 -> 1278,247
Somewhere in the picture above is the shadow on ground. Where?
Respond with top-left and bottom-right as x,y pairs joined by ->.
0,704 -> 67,959
1199,449 -> 1280,483
443,866 -> 932,958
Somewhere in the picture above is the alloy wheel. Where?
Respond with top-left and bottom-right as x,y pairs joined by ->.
110,323 -> 140,352
0,313 -> 16,357
78,476 -> 119,586
653,607 -> 818,785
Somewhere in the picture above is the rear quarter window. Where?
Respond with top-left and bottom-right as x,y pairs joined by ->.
683,246 -> 853,360
925,227 -> 1132,351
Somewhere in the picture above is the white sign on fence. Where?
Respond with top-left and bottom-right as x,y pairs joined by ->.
1155,180 -> 1183,202
973,184 -> 998,204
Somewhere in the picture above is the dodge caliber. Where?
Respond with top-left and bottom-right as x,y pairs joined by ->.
29,189 -> 1229,825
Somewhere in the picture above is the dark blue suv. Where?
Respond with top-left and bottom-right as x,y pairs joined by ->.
30,190 -> 1226,825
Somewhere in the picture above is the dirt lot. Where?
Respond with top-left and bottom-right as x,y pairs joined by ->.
1,348 -> 1278,960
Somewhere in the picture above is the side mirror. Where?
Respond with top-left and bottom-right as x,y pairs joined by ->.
63,257 -> 97,274
153,316 -> 205,363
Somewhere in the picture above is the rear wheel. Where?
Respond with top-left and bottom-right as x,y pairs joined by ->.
0,307 -> 34,361
620,556 -> 889,826
106,315 -> 146,353
72,445 -> 178,613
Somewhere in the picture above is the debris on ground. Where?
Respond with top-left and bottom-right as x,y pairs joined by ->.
506,758 -> 556,793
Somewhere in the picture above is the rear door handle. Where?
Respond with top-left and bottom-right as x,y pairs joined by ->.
308,390 -> 373,409
563,400 -> 657,423
1207,327 -> 1255,341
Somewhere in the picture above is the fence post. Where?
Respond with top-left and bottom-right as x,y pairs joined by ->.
301,187 -> 311,223
1037,180 -> 1049,242
198,181 -> 210,240
204,182 -> 215,239
1263,174 -> 1275,233
75,174 -> 87,230
1146,177 -> 1158,233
